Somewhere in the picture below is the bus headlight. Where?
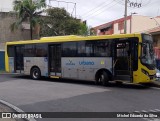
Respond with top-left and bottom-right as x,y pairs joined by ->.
141,69 -> 149,76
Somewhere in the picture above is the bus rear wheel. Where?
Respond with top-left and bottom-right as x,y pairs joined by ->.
30,67 -> 41,80
96,71 -> 109,86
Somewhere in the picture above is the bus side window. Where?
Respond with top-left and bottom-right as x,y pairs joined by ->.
77,41 -> 86,57
94,40 -> 111,57
62,42 -> 77,57
7,46 -> 15,57
35,44 -> 47,57
24,45 -> 35,57
85,41 -> 94,57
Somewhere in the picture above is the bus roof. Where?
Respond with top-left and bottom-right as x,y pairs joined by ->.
6,33 -> 141,45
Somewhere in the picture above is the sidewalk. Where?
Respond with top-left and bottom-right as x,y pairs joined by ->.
0,102 -> 26,121
152,78 -> 160,87
0,71 -> 10,75
0,72 -> 19,75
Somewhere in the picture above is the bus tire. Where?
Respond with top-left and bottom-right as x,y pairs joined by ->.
30,67 -> 41,80
97,71 -> 109,86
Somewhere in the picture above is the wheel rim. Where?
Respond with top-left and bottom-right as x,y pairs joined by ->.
33,69 -> 39,79
99,74 -> 104,82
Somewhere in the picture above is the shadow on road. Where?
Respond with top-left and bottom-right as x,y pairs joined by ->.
9,74 -> 154,90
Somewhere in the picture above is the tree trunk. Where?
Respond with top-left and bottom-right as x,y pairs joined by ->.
30,23 -> 33,40
30,16 -> 33,40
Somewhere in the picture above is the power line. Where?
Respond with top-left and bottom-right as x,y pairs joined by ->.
48,0 -> 76,17
83,1 -> 115,18
85,1 -> 119,20
82,1 -> 112,17
83,0 -> 116,19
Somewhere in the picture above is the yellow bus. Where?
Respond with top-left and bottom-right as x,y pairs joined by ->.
5,33 -> 156,85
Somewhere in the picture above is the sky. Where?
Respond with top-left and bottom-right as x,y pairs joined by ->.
0,0 -> 160,27
46,0 -> 160,27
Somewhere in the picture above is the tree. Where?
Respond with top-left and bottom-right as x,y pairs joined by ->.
11,0 -> 46,40
40,8 -> 88,37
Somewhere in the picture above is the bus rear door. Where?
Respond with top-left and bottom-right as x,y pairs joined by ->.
15,45 -> 24,73
49,44 -> 61,77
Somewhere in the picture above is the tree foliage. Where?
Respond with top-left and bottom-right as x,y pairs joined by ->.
40,8 -> 88,37
11,0 -> 46,39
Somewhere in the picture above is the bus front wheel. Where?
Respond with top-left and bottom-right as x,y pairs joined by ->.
30,67 -> 41,80
96,71 -> 109,86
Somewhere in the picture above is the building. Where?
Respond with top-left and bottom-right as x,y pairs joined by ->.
93,15 -> 160,35
0,12 -> 30,50
147,27 -> 160,46
0,0 -> 30,50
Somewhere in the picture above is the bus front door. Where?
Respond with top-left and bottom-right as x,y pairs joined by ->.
15,46 -> 24,73
49,44 -> 61,77
113,40 -> 133,82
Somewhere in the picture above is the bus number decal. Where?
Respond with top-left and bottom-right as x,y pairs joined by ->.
66,60 -> 75,66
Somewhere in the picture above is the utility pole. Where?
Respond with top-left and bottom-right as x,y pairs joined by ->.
124,0 -> 127,34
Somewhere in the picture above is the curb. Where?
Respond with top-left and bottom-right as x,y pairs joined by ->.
152,81 -> 160,87
0,73 -> 19,75
0,99 -> 36,121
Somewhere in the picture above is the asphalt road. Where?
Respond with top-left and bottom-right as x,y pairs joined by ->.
0,74 -> 160,121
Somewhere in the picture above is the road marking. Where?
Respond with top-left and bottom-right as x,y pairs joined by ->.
0,99 -> 36,121
154,109 -> 160,112
150,110 -> 157,112
150,87 -> 160,90
133,109 -> 160,121
141,110 -> 152,121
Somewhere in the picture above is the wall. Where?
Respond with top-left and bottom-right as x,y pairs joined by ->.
153,34 -> 160,47
114,19 -> 131,34
0,12 -> 30,50
132,15 -> 160,33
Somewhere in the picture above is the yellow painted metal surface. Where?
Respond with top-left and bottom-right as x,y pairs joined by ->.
6,34 -> 139,45
5,44 -> 9,72
50,76 -> 60,79
5,33 -> 156,84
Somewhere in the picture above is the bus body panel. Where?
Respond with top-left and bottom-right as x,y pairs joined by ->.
8,57 -> 14,73
8,57 -> 49,76
24,57 -> 48,76
133,59 -> 156,84
61,57 -> 112,80
5,44 -> 9,72
132,34 -> 156,83
5,33 -> 156,84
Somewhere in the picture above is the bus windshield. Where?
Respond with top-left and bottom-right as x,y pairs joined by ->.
141,34 -> 155,65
